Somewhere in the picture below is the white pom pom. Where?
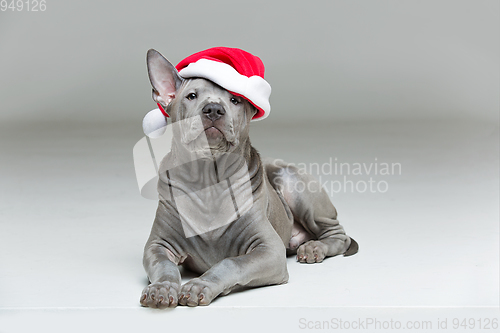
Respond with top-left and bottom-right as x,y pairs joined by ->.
143,108 -> 168,138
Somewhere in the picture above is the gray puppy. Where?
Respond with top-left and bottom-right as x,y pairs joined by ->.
140,49 -> 358,308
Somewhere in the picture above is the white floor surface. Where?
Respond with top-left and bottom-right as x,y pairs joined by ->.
0,118 -> 498,332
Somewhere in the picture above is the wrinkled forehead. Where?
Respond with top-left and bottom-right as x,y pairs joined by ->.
180,78 -> 230,97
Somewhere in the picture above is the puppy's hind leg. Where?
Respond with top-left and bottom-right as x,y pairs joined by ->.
267,161 -> 358,263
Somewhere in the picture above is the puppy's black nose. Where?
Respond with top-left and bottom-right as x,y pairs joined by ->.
202,103 -> 226,121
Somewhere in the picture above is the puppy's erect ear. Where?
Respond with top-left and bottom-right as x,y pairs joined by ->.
146,49 -> 183,109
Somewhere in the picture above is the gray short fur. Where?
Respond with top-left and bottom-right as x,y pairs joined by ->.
140,49 -> 358,308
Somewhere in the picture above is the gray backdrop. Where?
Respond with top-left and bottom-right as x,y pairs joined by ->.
1,0 -> 498,123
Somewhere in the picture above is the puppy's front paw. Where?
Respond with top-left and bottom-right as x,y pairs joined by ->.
297,240 -> 328,263
178,278 -> 221,307
140,281 -> 180,309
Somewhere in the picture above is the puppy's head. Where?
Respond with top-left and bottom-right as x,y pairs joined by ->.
147,49 -> 257,156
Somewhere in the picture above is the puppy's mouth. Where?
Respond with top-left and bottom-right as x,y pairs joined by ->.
180,117 -> 237,152
204,125 -> 223,139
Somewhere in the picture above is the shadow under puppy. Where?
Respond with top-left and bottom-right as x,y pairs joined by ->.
140,47 -> 358,308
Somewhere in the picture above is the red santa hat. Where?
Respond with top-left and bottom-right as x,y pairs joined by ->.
143,47 -> 271,138
176,47 -> 271,120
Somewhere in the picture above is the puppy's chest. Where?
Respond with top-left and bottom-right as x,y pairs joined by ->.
160,161 -> 254,239
180,218 -> 257,270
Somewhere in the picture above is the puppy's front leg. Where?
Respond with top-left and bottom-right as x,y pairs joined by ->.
179,238 -> 288,307
140,244 -> 182,308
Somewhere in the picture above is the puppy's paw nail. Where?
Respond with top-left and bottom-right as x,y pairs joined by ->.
199,294 -> 204,301
169,296 -> 174,304
151,294 -> 155,301
140,294 -> 147,302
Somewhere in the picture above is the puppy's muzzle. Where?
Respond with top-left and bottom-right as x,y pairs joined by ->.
202,103 -> 226,121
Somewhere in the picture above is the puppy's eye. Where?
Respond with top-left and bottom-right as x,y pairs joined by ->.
230,97 -> 239,105
186,93 -> 197,101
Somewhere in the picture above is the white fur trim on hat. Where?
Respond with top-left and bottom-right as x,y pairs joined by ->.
178,59 -> 271,120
